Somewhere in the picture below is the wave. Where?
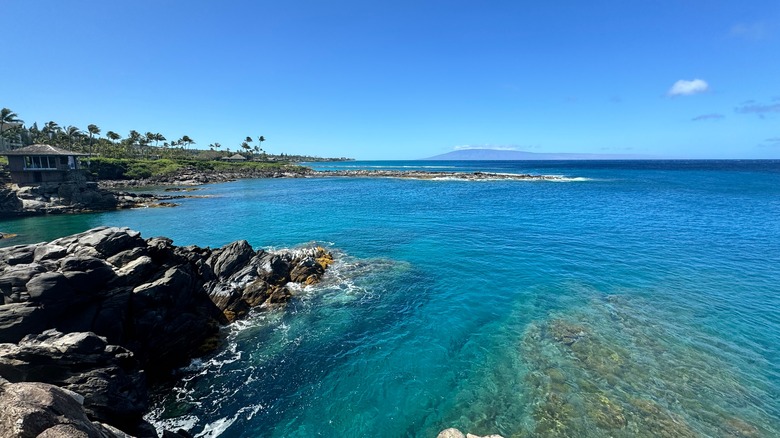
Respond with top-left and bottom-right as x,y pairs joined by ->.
198,404 -> 263,438
420,175 -> 592,182
549,176 -> 592,182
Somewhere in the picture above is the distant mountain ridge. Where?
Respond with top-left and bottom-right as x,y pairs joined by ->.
424,149 -> 649,160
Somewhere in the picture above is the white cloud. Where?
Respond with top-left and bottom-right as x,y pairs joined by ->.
668,79 -> 709,96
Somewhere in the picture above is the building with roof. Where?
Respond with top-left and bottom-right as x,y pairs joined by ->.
2,144 -> 88,185
222,153 -> 247,161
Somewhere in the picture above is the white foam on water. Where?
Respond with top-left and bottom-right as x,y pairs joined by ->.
146,247 -> 414,436
196,415 -> 236,437
181,342 -> 243,377
411,173 -> 588,182
147,413 -> 199,436
318,164 -> 457,169
550,176 -> 592,182
157,395 -> 265,437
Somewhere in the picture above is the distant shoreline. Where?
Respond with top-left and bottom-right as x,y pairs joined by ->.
98,168 -> 569,188
309,169 -> 566,181
1,168 -> 569,224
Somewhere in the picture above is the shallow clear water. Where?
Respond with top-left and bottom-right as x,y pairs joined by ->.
2,160 -> 779,437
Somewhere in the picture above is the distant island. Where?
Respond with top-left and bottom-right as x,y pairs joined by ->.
425,149 -> 652,160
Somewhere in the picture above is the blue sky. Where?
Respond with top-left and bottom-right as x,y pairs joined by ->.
1,1 -> 779,159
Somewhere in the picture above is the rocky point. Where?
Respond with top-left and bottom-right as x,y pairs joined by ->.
0,226 -> 333,437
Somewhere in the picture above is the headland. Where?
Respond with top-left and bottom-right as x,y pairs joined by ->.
0,226 -> 333,437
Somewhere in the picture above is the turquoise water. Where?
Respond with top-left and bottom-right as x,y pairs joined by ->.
2,160 -> 779,437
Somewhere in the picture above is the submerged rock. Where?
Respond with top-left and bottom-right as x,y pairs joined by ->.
436,429 -> 504,438
437,429 -> 465,438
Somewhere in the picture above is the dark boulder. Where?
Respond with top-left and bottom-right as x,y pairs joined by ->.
0,378 -> 133,438
63,270 -> 106,295
256,252 -> 292,284
0,303 -> 47,343
241,279 -> 273,307
0,330 -> 149,436
203,246 -> 333,321
107,247 -> 149,268
206,240 -> 255,278
60,255 -> 110,272
0,186 -> 23,215
0,227 -> 336,437
25,272 -> 75,303
33,244 -> 69,262
52,227 -> 145,259
290,257 -> 326,284
90,287 -> 132,345
0,263 -> 47,304
115,255 -> 157,285
2,244 -> 36,266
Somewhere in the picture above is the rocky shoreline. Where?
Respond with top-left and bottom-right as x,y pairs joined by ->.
0,227 -> 333,437
0,167 -> 564,222
99,168 -> 566,188
0,181 -> 198,219
98,166 -> 314,188
311,169 -> 565,181
1,164 -> 569,221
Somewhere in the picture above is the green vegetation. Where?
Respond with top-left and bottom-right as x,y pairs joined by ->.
88,157 -> 300,180
0,106 -> 353,163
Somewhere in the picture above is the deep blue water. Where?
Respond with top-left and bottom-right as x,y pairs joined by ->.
2,160 -> 779,437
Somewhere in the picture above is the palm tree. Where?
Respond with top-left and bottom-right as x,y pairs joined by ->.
0,108 -> 23,148
181,135 -> 194,149
65,126 -> 82,147
44,121 -> 61,141
138,136 -> 150,158
128,130 -> 141,144
87,124 -> 100,156
87,124 -> 100,140
127,130 -> 142,157
28,122 -> 41,143
106,131 -> 121,143
155,133 -> 166,147
258,135 -> 265,151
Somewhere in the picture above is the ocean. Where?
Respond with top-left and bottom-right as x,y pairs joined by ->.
2,160 -> 779,437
